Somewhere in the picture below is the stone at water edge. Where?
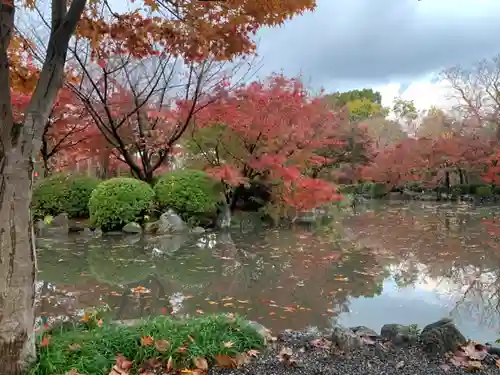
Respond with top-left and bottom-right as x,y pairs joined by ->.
380,323 -> 419,347
420,318 -> 466,356
143,221 -> 160,234
122,222 -> 142,234
330,325 -> 363,352
157,210 -> 188,234
190,226 -> 206,234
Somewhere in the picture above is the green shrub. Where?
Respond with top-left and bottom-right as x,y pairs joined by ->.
493,185 -> 500,195
405,182 -> 425,192
154,170 -> 221,224
32,174 -> 99,219
89,178 -> 155,231
360,182 -> 386,198
469,183 -> 488,194
475,185 -> 492,197
451,184 -> 470,195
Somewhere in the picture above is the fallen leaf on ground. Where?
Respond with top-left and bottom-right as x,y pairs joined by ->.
496,358 -> 500,368
450,351 -> 469,368
278,346 -> 297,367
109,354 -> 133,375
223,341 -> 234,348
154,339 -> 169,352
67,370 -> 83,375
395,360 -> 404,369
131,286 -> 150,294
193,357 -> 208,371
310,338 -> 331,349
166,356 -> 173,372
40,336 -> 51,347
235,352 -> 251,366
68,343 -> 81,351
466,361 -> 482,372
140,335 -> 154,346
462,342 -> 488,361
215,354 -> 237,368
177,345 -> 188,353
247,349 -> 260,357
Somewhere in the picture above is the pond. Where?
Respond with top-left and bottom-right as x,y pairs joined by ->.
36,201 -> 500,343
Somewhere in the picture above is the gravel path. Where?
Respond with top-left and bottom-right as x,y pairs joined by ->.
210,343 -> 500,375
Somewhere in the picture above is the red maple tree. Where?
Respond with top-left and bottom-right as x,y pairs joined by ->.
191,74 -> 344,211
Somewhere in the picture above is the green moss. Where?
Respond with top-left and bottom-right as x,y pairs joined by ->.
29,314 -> 264,375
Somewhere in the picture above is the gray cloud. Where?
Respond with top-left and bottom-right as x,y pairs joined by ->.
256,0 -> 500,90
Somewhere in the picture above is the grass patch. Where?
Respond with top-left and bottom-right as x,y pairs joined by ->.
29,314 -> 264,375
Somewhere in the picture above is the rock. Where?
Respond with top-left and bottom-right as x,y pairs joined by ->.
380,324 -> 418,346
52,213 -> 69,227
248,321 -> 274,345
92,228 -> 103,237
420,318 -> 466,356
216,202 -> 231,229
190,226 -> 206,234
350,326 -> 379,341
330,325 -> 362,352
158,210 -> 188,234
68,220 -> 88,233
122,222 -> 142,234
143,221 -> 160,234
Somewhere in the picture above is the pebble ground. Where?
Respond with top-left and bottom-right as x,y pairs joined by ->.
209,343 -> 500,375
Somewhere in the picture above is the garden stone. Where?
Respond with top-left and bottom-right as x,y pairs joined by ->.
122,222 -> 142,234
158,210 -> 188,233
330,325 -> 362,351
52,213 -> 69,227
190,226 -> 206,234
248,321 -> 273,345
420,318 -> 466,356
350,326 -> 379,341
68,219 -> 88,233
143,221 -> 160,234
380,324 -> 418,346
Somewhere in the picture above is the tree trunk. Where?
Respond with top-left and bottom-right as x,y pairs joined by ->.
0,147 -> 37,375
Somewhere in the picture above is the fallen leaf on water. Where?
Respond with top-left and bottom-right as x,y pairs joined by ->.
237,300 -> 249,304
223,303 -> 234,307
154,339 -> 169,352
215,354 -> 237,368
310,338 -> 332,349
196,309 -> 204,314
193,357 -> 208,371
140,335 -> 154,347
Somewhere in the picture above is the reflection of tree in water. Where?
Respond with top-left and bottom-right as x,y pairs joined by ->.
343,202 -> 500,329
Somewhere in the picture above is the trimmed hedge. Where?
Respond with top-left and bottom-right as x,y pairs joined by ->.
32,174 -> 100,219
89,178 -> 155,231
154,170 -> 221,225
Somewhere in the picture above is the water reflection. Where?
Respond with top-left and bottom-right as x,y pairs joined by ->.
36,202 -> 500,342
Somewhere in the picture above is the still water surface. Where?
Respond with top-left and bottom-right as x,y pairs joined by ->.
36,202 -> 500,343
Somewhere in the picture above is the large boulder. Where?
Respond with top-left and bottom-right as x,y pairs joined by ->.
420,318 -> 466,356
122,222 -> 142,234
157,210 -> 188,234
380,323 -> 419,346
330,325 -> 363,351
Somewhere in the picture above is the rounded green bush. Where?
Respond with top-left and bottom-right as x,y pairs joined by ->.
89,178 -> 155,231
154,170 -> 221,222
475,185 -> 492,197
32,174 -> 99,219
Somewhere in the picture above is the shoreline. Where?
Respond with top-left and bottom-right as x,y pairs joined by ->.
225,319 -> 500,375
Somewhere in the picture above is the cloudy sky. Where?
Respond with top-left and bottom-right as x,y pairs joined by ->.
255,0 -> 500,110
